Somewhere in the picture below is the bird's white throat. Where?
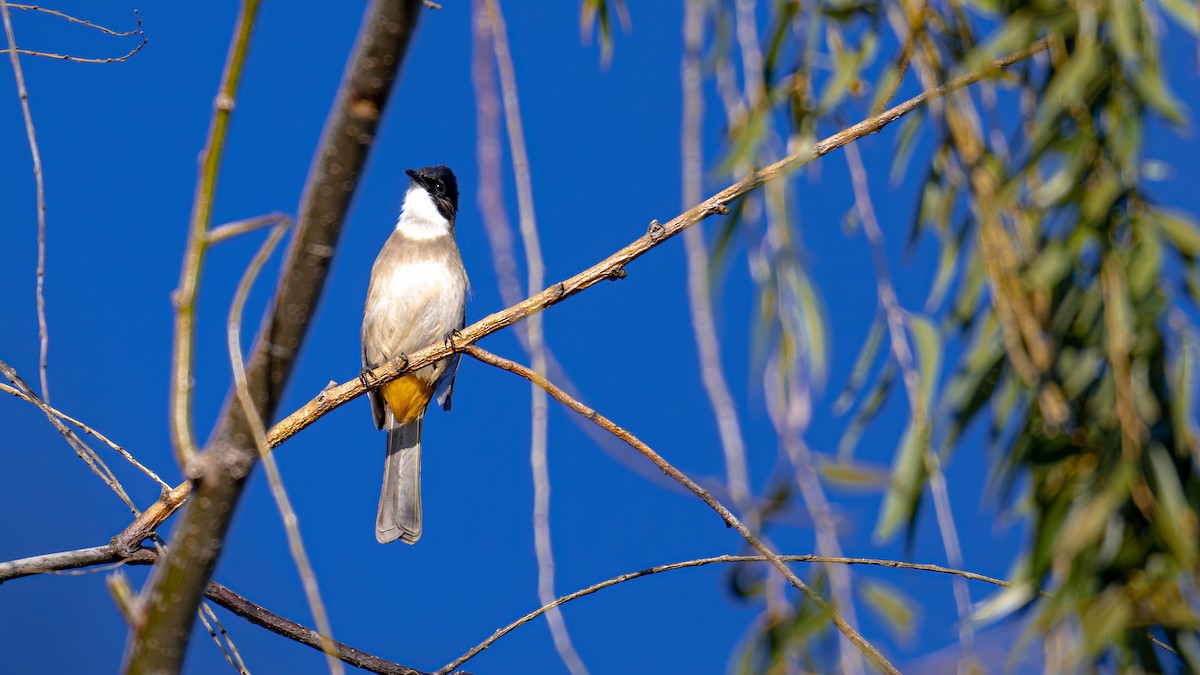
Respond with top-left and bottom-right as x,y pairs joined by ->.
395,186 -> 451,240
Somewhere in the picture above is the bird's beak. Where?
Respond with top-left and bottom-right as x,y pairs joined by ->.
405,168 -> 420,183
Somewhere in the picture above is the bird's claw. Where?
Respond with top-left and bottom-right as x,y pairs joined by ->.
444,329 -> 464,351
359,367 -> 376,390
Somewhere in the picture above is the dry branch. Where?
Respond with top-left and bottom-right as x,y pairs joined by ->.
462,346 -> 898,673
442,553 -> 1012,673
1,0 -> 50,403
264,38 -> 1052,453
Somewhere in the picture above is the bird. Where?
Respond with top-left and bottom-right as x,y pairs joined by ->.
361,165 -> 468,544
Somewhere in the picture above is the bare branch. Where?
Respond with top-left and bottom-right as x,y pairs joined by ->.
225,217 -> 342,673
7,4 -> 142,37
844,140 -> 976,656
0,545 -> 154,583
461,345 -> 900,674
442,553 -> 1014,674
207,212 -> 291,246
266,38 -> 1052,456
0,358 -> 139,512
0,381 -> 171,489
480,0 -> 583,671
1,544 -> 428,675
0,33 -> 147,64
205,582 -> 435,675
1,0 -> 50,403
169,0 -> 263,466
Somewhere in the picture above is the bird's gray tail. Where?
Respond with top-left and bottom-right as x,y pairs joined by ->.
377,417 -> 422,544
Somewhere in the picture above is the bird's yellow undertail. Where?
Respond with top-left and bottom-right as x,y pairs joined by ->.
382,375 -> 435,425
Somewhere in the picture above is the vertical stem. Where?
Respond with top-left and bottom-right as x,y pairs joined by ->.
169,0 -> 261,463
483,0 -> 586,672
0,0 -> 51,403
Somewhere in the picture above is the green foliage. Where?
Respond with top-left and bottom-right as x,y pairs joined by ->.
670,0 -> 1200,667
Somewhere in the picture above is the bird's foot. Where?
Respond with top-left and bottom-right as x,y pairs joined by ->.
359,367 -> 376,390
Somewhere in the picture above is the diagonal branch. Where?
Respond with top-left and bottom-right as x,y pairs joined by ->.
460,345 -> 899,674
264,38 -> 1052,455
127,2 -> 427,671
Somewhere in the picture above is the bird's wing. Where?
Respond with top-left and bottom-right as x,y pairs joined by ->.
434,307 -> 466,411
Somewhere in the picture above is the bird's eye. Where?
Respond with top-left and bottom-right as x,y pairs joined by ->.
435,180 -> 446,195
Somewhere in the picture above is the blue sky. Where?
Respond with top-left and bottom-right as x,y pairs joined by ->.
1,2 -> 1198,674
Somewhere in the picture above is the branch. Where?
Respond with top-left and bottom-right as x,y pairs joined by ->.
1,0 -> 50,403
0,545 -> 154,583
461,345 -> 898,673
169,0 -> 262,465
205,581 -> 436,675
0,545 -> 430,675
130,1 -> 427,671
6,4 -> 141,37
263,37 -> 1052,455
4,35 -> 1048,592
480,0 -> 584,671
0,358 -> 138,513
442,553 -> 1012,674
0,380 -> 171,489
225,217 -> 342,672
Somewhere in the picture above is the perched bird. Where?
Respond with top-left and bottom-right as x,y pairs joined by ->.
362,165 -> 468,544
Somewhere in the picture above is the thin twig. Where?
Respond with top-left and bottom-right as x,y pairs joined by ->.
226,216 -> 342,674
202,599 -> 252,675
872,31 -> 913,116
461,345 -> 901,674
169,0 -> 261,465
470,0 -> 674,492
1,0 -> 50,403
1,34 -> 147,64
682,0 -> 752,513
844,141 -> 975,656
0,381 -> 171,489
0,358 -> 138,513
442,552 -> 1014,673
208,212 -> 291,245
197,603 -> 250,675
482,1 -> 584,672
7,4 -> 141,37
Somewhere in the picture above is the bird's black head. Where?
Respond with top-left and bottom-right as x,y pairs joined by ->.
405,165 -> 459,223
